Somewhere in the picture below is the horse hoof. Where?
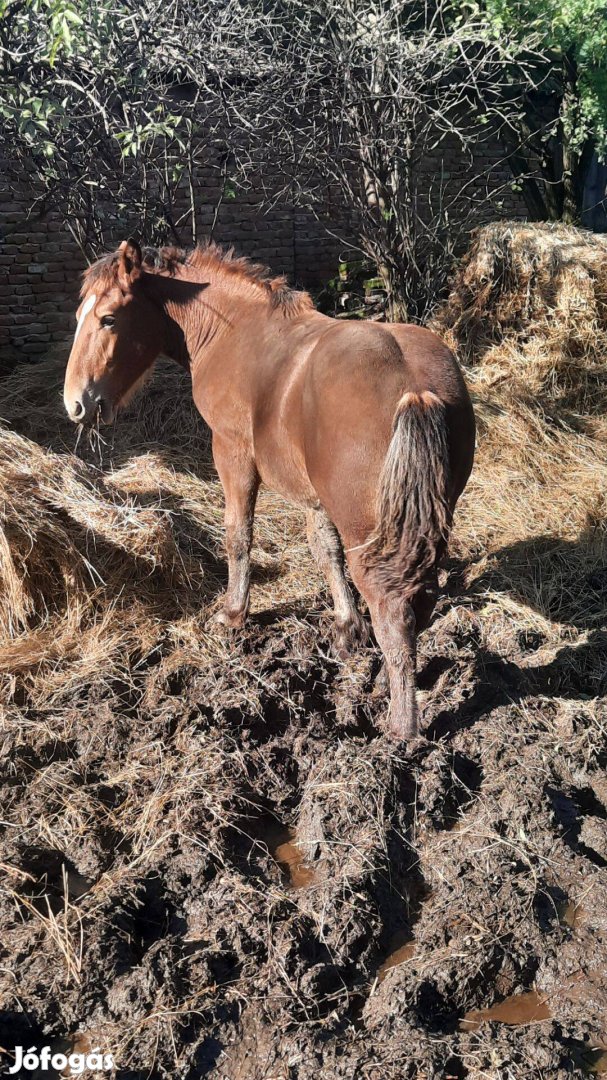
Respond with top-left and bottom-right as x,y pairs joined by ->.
383,721 -> 416,742
332,614 -> 368,659
385,725 -> 423,745
209,607 -> 246,630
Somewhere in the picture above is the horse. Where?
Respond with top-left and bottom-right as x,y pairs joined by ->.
63,238 -> 475,740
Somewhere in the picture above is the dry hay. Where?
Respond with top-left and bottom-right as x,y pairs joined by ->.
432,221 -> 607,645
1,222 -> 607,1080
0,357 -> 319,708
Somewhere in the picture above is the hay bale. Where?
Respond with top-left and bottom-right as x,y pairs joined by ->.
431,223 -> 607,635
433,221 -> 607,415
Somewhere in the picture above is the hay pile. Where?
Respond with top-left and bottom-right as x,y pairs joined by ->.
433,222 -> 607,645
0,358 -> 319,708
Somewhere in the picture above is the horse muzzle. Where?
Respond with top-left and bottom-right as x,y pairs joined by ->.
64,385 -> 115,425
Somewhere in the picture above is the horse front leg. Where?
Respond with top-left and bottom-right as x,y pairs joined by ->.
212,434 -> 260,629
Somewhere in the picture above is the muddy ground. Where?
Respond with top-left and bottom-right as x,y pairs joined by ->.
1,508 -> 606,1079
1,223 -> 607,1078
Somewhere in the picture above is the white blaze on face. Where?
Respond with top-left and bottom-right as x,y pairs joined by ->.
74,292 -> 97,344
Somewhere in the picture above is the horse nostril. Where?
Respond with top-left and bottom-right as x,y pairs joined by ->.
72,400 -> 85,421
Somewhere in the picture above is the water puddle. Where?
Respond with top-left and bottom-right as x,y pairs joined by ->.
378,932 -> 417,982
255,817 -> 316,889
588,1050 -> 607,1075
273,831 -> 316,889
559,900 -> 586,929
567,1042 -> 607,1076
66,868 -> 92,899
21,1034 -> 98,1079
461,989 -> 552,1031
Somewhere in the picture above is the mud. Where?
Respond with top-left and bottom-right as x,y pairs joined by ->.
461,990 -> 552,1031
1,582 -> 606,1079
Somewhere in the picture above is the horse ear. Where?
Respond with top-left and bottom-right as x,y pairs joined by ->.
117,238 -> 142,291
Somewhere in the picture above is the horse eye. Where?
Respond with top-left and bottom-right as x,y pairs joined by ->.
100,314 -> 116,329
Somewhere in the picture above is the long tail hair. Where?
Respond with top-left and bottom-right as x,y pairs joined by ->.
362,390 -> 451,594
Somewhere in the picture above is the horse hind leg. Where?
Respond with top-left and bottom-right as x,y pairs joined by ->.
306,508 -> 366,657
372,593 -> 418,740
347,551 -> 419,740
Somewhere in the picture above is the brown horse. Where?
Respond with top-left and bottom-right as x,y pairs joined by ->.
63,239 -> 475,740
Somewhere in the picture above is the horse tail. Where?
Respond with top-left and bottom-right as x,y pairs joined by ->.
362,391 -> 451,595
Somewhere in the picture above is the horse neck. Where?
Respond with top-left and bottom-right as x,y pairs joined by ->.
144,269 -> 270,371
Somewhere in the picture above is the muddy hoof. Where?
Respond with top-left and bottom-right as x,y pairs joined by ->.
209,606 -> 247,630
332,614 -> 368,659
401,732 -> 430,755
384,724 -> 421,744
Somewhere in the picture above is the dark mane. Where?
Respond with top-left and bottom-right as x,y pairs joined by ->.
81,240 -> 314,317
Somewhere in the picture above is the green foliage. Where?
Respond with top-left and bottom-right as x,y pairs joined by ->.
480,0 -> 607,157
1,0 -> 605,272
0,0 -> 84,61
0,0 -> 185,153
0,0 -> 278,250
0,0 -> 216,248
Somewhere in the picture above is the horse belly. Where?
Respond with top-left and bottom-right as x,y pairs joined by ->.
252,359 -> 319,508
254,423 -> 319,508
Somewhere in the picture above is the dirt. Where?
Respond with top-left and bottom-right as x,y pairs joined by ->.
1,575 -> 606,1080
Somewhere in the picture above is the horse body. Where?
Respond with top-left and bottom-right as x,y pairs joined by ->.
199,307 -> 330,507
64,239 -> 475,739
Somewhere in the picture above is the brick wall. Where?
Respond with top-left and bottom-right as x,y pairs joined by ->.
0,166 -> 352,372
0,187 -> 82,370
0,146 -> 525,372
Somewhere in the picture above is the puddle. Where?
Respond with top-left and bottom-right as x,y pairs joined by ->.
254,816 -> 316,889
461,989 -> 552,1031
378,932 -> 417,982
588,1050 -> 607,1075
559,900 -> 586,928
590,1050 -> 607,1075
22,1034 -> 98,1079
237,812 -> 317,889
458,967 -> 605,1048
567,1043 -> 607,1076
67,868 -> 92,899
273,831 -> 316,889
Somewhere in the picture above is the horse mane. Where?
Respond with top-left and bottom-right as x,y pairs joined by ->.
81,240 -> 314,317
